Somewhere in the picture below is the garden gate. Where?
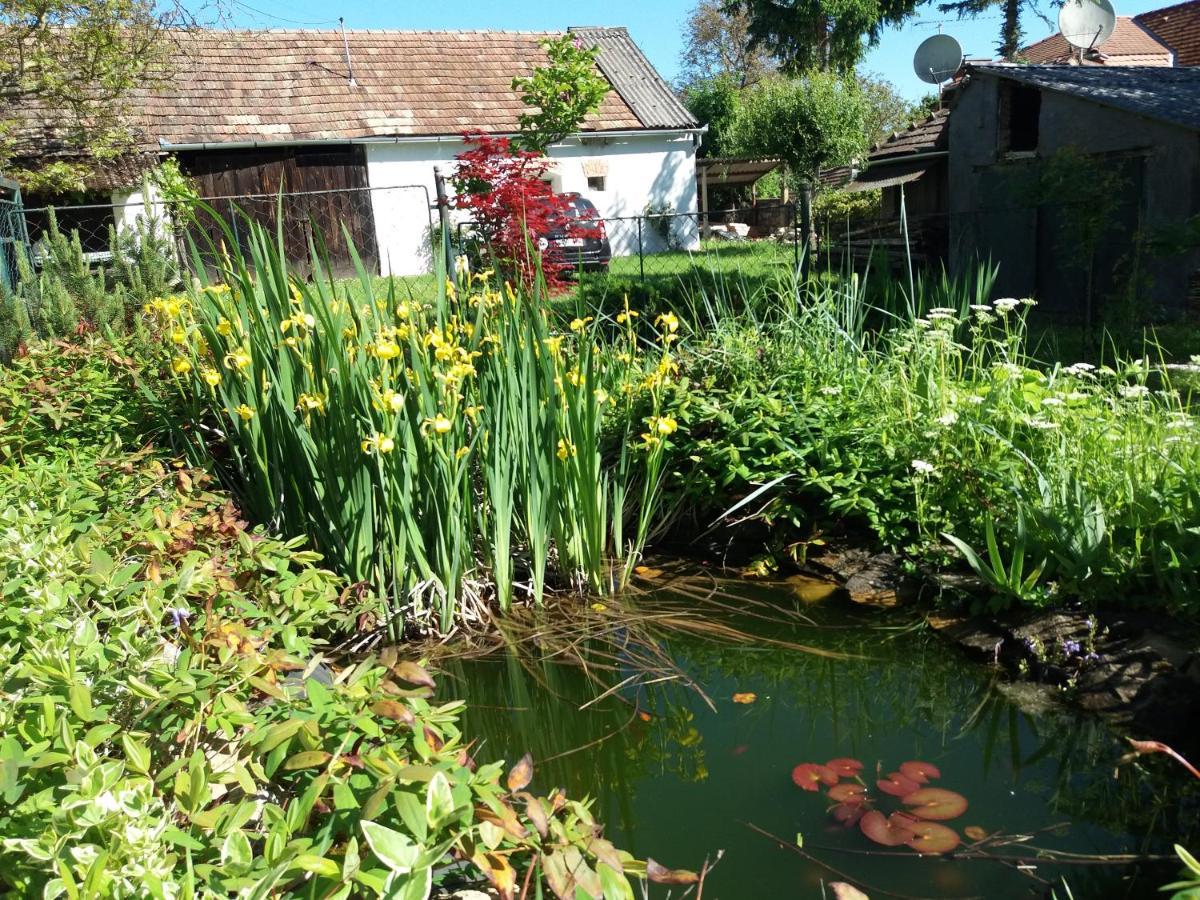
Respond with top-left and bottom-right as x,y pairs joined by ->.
0,176 -> 31,291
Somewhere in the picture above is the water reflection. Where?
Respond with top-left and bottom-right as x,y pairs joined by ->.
437,580 -> 1197,898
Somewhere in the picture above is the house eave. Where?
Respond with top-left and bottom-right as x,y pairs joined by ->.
157,127 -> 707,154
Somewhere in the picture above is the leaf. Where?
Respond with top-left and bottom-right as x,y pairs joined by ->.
361,821 -> 420,873
283,750 -> 332,771
514,791 -> 548,838
902,787 -> 969,821
906,821 -> 961,854
860,810 -> 914,847
645,858 -> 699,885
425,771 -> 456,829
877,771 -> 921,797
121,735 -> 151,775
830,884 -> 869,900
899,760 -> 941,784
506,753 -> 533,792
731,692 -> 757,704
221,830 -> 253,870
391,660 -> 436,690
372,700 -> 415,725
381,866 -> 432,900
472,852 -> 517,900
826,758 -> 863,777
791,762 -> 838,791
292,854 -> 340,877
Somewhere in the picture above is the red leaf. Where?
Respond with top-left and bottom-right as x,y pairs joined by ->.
860,809 -> 914,846
826,757 -> 864,777
831,802 -> 866,826
877,771 -> 921,797
792,763 -> 838,791
828,782 -> 868,804
899,760 -> 941,783
902,787 -> 968,821
907,821 -> 961,854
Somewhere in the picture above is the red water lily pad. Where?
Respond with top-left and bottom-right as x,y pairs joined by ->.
828,782 -> 868,804
907,821 -> 961,854
899,760 -> 941,784
902,787 -> 968,821
860,809 -> 914,846
831,801 -> 866,826
792,763 -> 838,791
826,757 -> 864,777
877,771 -> 921,797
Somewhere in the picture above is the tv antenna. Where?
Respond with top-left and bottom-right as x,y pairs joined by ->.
1058,0 -> 1117,54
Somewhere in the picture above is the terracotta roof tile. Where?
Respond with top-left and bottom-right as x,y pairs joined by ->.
1136,0 -> 1200,65
1021,16 -> 1172,65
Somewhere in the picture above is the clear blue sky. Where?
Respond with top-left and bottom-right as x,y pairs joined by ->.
224,0 -> 1174,102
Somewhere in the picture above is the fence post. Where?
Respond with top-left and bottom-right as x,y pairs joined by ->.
792,203 -> 800,273
432,166 -> 454,276
227,200 -> 240,255
637,217 -> 645,284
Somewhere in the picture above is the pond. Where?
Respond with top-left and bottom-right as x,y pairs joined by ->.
436,570 -> 1198,899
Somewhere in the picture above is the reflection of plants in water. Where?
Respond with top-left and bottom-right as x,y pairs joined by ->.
793,756 -> 969,855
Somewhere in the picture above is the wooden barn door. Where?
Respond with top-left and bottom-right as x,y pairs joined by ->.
179,145 -> 379,279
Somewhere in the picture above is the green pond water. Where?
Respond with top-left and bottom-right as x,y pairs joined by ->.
437,575 -> 1198,899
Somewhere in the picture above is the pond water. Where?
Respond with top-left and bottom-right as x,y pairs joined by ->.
437,572 -> 1198,899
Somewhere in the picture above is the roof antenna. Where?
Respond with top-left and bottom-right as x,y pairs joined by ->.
340,17 -> 357,87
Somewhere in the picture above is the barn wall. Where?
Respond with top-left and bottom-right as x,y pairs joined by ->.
365,131 -> 699,276
950,74 -> 1200,317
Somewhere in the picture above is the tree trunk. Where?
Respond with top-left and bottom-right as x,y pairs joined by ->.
1000,0 -> 1022,60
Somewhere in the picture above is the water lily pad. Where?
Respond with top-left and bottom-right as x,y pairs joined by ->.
902,787 -> 968,821
828,782 -> 868,804
899,760 -> 941,783
859,809 -> 914,846
792,763 -> 838,791
831,802 -> 866,826
877,771 -> 921,797
907,821 -> 961,854
826,757 -> 863,777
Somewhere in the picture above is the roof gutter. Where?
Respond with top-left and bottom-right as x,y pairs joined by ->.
865,150 -> 949,168
158,126 -> 707,153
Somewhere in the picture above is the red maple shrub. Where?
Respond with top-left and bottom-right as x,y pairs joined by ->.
450,132 -> 595,291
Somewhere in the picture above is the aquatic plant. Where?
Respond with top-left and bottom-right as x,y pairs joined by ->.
792,757 -> 969,855
148,217 -> 681,636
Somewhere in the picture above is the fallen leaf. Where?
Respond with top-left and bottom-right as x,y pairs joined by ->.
830,883 -> 870,900
392,660 -> 436,689
732,692 -> 757,704
963,826 -> 989,842
646,858 -> 699,885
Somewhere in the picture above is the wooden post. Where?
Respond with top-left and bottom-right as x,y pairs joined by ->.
432,166 -> 454,276
700,165 -> 709,237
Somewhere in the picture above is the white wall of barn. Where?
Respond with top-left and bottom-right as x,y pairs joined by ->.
364,131 -> 699,276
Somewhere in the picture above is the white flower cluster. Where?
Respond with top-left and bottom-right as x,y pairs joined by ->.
911,459 -> 936,475
1117,384 -> 1151,400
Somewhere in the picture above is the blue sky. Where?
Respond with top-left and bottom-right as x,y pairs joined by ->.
225,0 -> 1173,102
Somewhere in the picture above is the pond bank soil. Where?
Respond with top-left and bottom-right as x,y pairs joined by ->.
805,544 -> 1200,758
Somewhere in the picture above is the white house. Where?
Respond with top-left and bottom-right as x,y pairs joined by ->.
25,27 -> 702,276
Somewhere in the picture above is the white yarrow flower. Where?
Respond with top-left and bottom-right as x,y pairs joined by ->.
937,410 -> 959,426
911,459 -> 936,475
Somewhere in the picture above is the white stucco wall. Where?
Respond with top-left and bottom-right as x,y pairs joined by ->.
111,182 -> 167,235
364,131 -> 699,276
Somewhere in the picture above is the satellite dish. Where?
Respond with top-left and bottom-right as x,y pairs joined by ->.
913,34 -> 964,84
1058,0 -> 1117,50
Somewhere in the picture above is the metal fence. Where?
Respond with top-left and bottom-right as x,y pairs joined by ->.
7,188 -> 801,295
0,178 -> 31,292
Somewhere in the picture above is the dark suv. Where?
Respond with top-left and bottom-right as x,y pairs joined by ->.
542,193 -> 611,271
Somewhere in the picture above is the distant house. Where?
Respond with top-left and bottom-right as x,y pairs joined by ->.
10,27 -> 701,276
1020,0 -> 1200,66
949,65 -> 1200,318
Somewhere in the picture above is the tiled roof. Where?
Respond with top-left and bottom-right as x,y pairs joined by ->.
867,109 -> 950,162
1136,0 -> 1200,65
1021,17 -> 1172,65
969,64 -> 1200,131
126,28 -> 696,148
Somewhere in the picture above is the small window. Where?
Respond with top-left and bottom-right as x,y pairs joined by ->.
999,83 -> 1041,154
587,175 -> 606,192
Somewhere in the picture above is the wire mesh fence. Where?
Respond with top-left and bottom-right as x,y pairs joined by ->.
0,180 -> 31,293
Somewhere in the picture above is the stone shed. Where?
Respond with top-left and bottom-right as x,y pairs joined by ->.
949,65 -> 1200,319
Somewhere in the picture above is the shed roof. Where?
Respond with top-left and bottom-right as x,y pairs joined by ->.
1135,0 -> 1200,65
968,63 -> 1200,131
1021,17 -> 1173,65
696,157 -> 781,187
868,109 -> 950,162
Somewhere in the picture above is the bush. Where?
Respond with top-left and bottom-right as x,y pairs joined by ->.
0,342 -> 644,899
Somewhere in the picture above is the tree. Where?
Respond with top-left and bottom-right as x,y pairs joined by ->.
728,0 -> 927,73
727,73 -> 869,180
450,134 -> 592,291
679,0 -> 776,88
0,0 -> 189,191
511,34 -> 610,153
938,0 -> 1047,59
681,75 -> 742,158
858,73 -> 924,146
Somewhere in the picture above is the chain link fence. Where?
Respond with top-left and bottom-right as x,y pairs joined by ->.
0,179 -> 31,292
